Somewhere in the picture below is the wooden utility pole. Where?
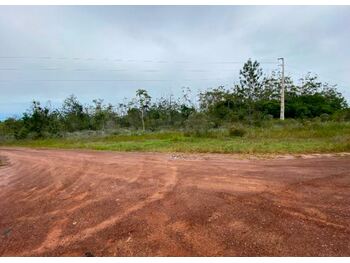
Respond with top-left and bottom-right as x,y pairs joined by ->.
278,58 -> 285,120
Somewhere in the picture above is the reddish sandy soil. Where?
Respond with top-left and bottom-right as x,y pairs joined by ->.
0,148 -> 349,256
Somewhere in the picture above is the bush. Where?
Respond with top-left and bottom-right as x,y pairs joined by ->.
332,109 -> 350,122
320,113 -> 330,122
229,124 -> 246,137
184,112 -> 213,137
263,114 -> 274,121
15,127 -> 30,139
313,116 -> 322,123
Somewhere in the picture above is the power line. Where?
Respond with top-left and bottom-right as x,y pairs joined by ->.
0,68 -> 272,72
0,55 -> 278,65
0,78 -> 235,82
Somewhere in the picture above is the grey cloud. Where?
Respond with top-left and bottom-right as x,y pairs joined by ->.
0,6 -> 349,119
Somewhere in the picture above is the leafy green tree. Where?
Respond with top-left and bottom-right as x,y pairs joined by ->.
284,74 -> 347,118
236,59 -> 264,122
0,118 -> 25,139
237,59 -> 264,101
90,99 -> 117,130
23,101 -> 48,138
199,86 -> 238,125
1,59 -> 349,141
61,95 -> 89,132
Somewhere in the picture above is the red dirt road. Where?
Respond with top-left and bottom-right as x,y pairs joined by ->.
0,148 -> 349,256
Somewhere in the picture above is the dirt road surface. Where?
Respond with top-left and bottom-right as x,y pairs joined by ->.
0,148 -> 349,256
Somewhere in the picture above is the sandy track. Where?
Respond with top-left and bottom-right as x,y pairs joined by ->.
0,148 -> 349,256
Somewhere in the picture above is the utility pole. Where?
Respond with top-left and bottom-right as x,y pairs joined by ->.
278,57 -> 285,120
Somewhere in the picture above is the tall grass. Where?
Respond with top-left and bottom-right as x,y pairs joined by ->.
1,120 -> 350,154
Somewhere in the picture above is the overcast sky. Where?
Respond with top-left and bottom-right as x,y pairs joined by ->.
0,5 -> 349,119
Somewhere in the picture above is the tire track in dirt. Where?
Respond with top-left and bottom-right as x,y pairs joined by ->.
222,172 -> 350,233
1,148 -> 349,256
20,160 -> 178,256
6,157 -> 146,227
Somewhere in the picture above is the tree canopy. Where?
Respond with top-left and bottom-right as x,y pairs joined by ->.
0,59 -> 348,140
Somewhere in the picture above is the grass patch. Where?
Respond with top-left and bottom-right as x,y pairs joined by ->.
1,121 -> 350,154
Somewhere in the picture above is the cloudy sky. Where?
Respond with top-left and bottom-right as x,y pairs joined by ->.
0,5 -> 349,119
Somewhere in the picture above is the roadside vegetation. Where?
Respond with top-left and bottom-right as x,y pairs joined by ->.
1,59 -> 349,154
3,121 -> 349,154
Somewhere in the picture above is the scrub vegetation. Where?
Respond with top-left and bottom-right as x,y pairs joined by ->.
1,59 -> 349,154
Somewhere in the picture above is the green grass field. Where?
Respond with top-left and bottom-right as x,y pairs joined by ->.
1,121 -> 350,154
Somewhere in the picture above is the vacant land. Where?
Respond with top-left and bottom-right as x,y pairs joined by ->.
2,121 -> 350,154
0,148 -> 349,256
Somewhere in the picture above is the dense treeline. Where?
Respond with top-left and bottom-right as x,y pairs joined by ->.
0,59 -> 349,140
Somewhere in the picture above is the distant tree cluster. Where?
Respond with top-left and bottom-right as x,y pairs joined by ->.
0,59 -> 348,140
199,60 -> 348,127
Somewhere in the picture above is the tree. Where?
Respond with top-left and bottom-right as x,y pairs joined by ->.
283,74 -> 347,118
0,118 -> 24,139
238,59 -> 264,101
90,99 -> 117,130
236,59 -> 264,122
199,86 -> 238,125
135,89 -> 151,131
61,95 -> 89,132
19,101 -> 62,138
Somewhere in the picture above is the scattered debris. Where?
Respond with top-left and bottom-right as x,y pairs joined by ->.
170,154 -> 187,160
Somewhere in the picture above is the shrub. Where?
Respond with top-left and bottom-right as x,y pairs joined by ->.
184,112 -> 213,137
263,114 -> 274,121
313,116 -> 322,123
229,124 -> 246,137
320,113 -> 330,122
332,109 -> 350,122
